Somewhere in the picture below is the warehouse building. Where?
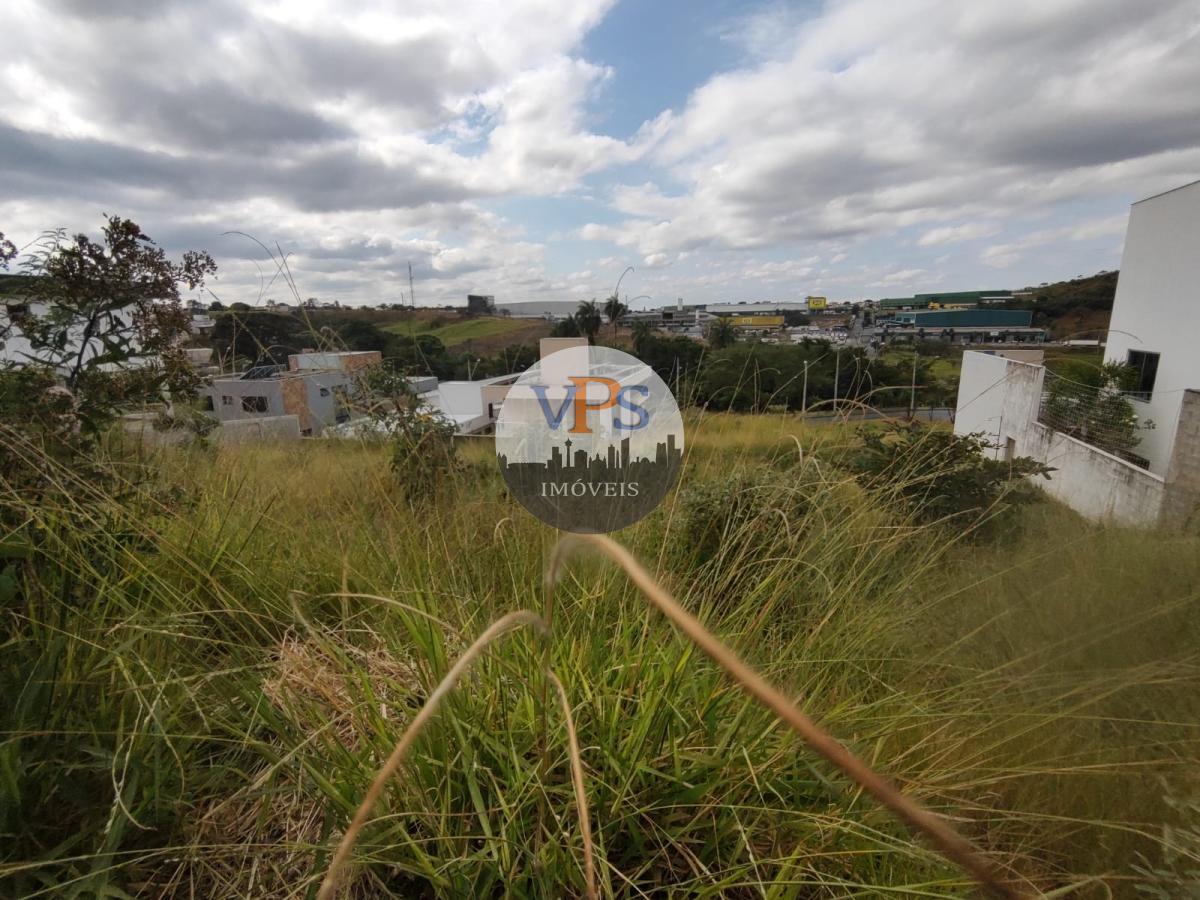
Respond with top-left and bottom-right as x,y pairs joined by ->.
880,309 -> 1044,344
878,290 -> 1014,314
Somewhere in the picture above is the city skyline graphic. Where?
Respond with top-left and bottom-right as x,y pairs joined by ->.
498,431 -> 683,533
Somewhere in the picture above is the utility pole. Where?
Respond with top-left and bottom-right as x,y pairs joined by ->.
909,352 -> 918,420
833,350 -> 840,414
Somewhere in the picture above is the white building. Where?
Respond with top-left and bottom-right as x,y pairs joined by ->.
1103,180 -> 1200,477
953,179 -> 1200,529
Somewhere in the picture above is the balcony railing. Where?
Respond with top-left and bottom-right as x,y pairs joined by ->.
1036,371 -> 1149,468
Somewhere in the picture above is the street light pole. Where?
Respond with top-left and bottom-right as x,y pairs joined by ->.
614,266 -> 634,301
802,359 -> 809,419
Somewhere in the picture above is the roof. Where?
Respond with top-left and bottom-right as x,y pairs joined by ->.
707,301 -> 809,315
240,364 -> 286,380
913,290 -> 1011,302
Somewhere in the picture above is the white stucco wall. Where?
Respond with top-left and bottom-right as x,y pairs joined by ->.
953,351 -> 1044,459
1105,180 -> 1200,476
955,351 -> 1166,527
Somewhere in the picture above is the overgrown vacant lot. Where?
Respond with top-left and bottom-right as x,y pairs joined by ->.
3,413 -> 1199,897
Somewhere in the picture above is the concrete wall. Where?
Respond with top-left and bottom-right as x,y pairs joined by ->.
539,337 -> 588,359
204,370 -> 356,435
1161,390 -> 1200,530
216,415 -> 301,445
1024,423 -> 1165,526
953,351 -> 1044,459
205,378 -> 287,420
1105,180 -> 1200,476
956,351 -> 1167,527
280,371 -> 353,435
288,350 -> 381,372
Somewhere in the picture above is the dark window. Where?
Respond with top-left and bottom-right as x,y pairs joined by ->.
1127,350 -> 1160,401
221,395 -> 234,405
202,395 -> 214,411
241,395 -> 269,413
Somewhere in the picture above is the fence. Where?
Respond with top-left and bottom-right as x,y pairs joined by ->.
1036,371 -> 1148,467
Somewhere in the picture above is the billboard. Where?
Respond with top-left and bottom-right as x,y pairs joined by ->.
806,296 -> 828,310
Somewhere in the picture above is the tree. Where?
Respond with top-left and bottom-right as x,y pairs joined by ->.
466,294 -> 496,317
550,315 -> 581,338
705,316 -> 737,349
212,310 -> 308,368
603,294 -> 627,335
783,310 -> 810,327
333,319 -> 390,353
575,299 -> 602,343
631,319 -> 655,357
10,217 -> 216,433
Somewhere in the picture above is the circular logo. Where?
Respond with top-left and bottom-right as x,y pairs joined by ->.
496,344 -> 684,533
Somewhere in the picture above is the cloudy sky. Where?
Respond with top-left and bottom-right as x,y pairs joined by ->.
2,0 -> 1199,308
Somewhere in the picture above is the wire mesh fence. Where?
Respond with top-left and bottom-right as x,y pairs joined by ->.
1037,370 -> 1149,467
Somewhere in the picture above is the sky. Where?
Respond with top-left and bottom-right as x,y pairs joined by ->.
1,0 -> 1199,309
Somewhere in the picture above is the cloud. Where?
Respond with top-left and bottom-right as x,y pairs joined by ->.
980,214 -> 1129,269
868,268 -> 931,288
0,0 -> 629,304
590,0 -> 1200,264
918,222 -> 1001,247
1,0 -> 1197,305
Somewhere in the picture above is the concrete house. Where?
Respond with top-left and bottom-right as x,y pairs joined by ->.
953,179 -> 1200,528
201,350 -> 381,438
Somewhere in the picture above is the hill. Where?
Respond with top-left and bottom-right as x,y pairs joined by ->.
383,313 -> 551,353
1007,270 -> 1118,339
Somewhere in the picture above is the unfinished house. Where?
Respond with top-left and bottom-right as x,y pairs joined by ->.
202,351 -> 381,437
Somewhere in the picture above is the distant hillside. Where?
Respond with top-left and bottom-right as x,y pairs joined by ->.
1006,271 -> 1118,339
383,313 -> 551,352
0,274 -> 40,297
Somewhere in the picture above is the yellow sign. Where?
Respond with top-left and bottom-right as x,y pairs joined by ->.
729,315 -> 784,327
806,296 -> 828,310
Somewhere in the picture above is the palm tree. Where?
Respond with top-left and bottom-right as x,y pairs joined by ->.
631,319 -> 654,356
706,316 -> 737,349
603,294 -> 627,335
576,299 -> 602,343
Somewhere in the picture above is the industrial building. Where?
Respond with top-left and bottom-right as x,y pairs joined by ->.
619,300 -> 811,335
879,308 -> 1044,344
878,290 -> 1014,312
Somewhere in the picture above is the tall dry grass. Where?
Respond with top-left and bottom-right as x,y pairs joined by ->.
1,412 -> 1198,897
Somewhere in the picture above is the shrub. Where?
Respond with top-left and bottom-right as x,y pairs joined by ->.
840,421 -> 1052,534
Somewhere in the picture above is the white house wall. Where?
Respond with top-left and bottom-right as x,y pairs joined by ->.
1105,180 -> 1200,476
955,351 -> 1166,527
